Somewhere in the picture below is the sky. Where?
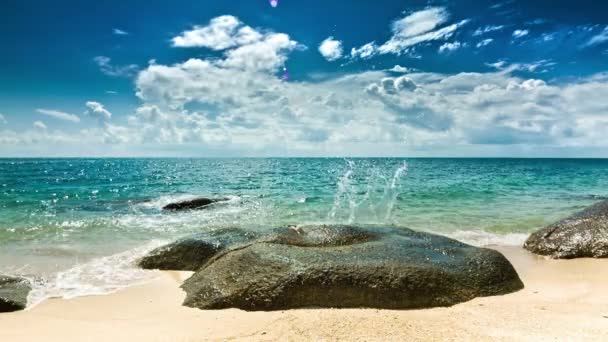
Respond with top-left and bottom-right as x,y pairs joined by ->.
1,0 -> 608,157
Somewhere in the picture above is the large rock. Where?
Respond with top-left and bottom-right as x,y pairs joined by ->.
524,200 -> 608,258
181,225 -> 524,311
0,275 -> 31,313
162,197 -> 228,211
138,228 -> 259,271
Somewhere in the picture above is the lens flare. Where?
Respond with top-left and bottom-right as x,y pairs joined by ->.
282,66 -> 289,81
270,0 -> 278,8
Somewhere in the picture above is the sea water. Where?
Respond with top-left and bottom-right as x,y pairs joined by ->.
1,158 -> 607,306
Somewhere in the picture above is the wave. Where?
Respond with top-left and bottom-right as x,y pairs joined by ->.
25,241 -> 165,308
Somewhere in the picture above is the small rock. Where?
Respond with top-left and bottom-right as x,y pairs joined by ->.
0,275 -> 31,313
162,197 -> 228,211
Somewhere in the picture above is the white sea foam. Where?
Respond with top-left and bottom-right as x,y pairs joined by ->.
440,230 -> 528,247
26,241 -> 166,308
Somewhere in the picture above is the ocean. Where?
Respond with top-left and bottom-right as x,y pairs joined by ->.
1,158 -> 607,306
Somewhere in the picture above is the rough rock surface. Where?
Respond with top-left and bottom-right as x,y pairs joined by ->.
0,275 -> 31,313
138,228 -> 259,271
180,225 -> 524,311
162,197 -> 228,211
524,200 -> 608,258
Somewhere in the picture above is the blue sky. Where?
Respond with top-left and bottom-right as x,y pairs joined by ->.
1,0 -> 608,157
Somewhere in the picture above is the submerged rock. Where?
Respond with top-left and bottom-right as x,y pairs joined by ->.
0,275 -> 31,313
181,225 -> 524,311
524,200 -> 608,258
138,228 -> 259,271
162,197 -> 228,211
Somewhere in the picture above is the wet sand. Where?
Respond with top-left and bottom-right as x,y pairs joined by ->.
0,246 -> 606,341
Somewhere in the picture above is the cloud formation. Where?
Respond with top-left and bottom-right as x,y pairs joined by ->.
584,26 -> 608,47
476,38 -> 494,48
85,101 -> 112,123
512,29 -> 529,39
113,28 -> 129,35
439,41 -> 464,53
319,37 -> 343,61
36,108 -> 80,123
93,56 -> 139,78
350,7 -> 469,58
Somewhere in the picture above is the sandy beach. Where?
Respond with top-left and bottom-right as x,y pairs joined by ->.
0,246 -> 606,341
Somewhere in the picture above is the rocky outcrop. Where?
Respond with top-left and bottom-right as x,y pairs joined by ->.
179,225 -> 524,311
162,197 -> 228,211
138,228 -> 259,271
0,275 -> 31,313
524,200 -> 608,258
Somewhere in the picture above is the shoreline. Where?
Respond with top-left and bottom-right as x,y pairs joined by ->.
1,246 -> 607,341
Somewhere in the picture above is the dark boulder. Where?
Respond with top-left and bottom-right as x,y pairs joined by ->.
0,275 -> 31,313
138,228 -> 259,271
524,200 -> 608,258
181,225 -> 524,311
162,197 -> 228,211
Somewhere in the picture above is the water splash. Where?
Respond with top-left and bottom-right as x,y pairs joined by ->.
328,160 -> 408,223
383,162 -> 408,220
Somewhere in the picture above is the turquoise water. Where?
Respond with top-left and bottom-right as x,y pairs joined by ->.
1,158 -> 608,304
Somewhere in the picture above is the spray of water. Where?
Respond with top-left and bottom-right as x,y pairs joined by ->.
328,160 -> 408,223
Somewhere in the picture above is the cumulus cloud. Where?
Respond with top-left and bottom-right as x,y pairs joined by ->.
318,37 -> 343,61
85,101 -> 112,123
171,15 -> 300,72
171,15 -> 262,49
36,108 -> 80,123
351,7 -> 469,58
512,29 -> 529,39
350,42 -> 377,59
93,56 -> 139,78
476,38 -> 494,48
438,41 -> 464,53
584,26 -> 608,47
5,15 -> 608,157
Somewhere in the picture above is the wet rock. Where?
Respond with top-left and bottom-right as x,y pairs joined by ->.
138,228 -> 259,271
524,200 -> 608,258
162,197 -> 228,211
181,225 -> 524,311
0,275 -> 31,313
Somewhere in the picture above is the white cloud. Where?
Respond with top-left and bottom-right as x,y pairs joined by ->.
33,121 -> 47,130
350,43 -> 377,59
351,7 -> 469,57
113,28 -> 129,35
93,56 -> 139,78
5,15 -> 608,157
388,65 -> 412,73
170,16 -> 300,72
476,38 -> 494,48
393,7 -> 449,37
171,15 -> 262,49
512,29 -> 529,39
473,25 -> 504,36
218,33 -> 298,71
0,113 -> 6,124
36,108 -> 80,123
487,59 -> 556,73
318,37 -> 343,61
85,101 -> 112,123
438,41 -> 464,53
584,26 -> 608,47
